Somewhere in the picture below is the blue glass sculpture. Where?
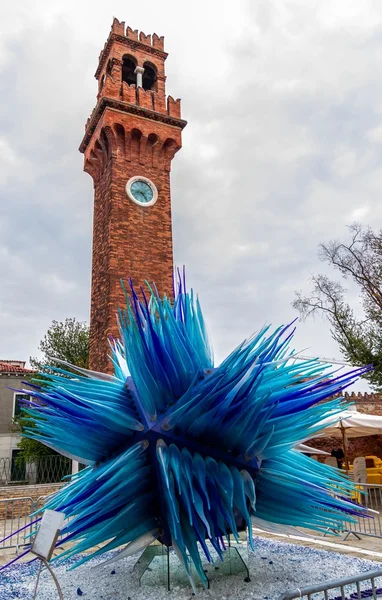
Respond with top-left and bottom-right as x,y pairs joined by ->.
20,272 -> 370,589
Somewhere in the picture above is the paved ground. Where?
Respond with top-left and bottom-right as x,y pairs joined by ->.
252,528 -> 382,561
1,523 -> 382,568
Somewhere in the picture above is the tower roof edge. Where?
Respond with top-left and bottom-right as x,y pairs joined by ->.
79,98 -> 187,154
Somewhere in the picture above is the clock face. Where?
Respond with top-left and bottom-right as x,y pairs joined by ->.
130,180 -> 153,204
126,176 -> 158,207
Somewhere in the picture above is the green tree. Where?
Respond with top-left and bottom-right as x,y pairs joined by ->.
293,223 -> 382,390
30,317 -> 90,370
11,416 -> 54,460
16,317 -> 89,461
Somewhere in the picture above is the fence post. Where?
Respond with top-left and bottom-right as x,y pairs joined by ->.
26,461 -> 38,484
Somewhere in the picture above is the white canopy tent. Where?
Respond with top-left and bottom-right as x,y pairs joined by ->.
311,409 -> 382,472
316,410 -> 382,439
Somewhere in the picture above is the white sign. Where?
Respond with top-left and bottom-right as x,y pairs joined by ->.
31,509 -> 65,561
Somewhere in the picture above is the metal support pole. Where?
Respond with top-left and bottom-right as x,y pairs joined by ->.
43,558 -> 64,600
32,560 -> 43,600
33,558 -> 64,600
340,423 -> 349,474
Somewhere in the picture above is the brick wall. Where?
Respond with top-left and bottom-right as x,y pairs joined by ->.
86,113 -> 181,373
311,434 -> 382,462
0,483 -> 64,519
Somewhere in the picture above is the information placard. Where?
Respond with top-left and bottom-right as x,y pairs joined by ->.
31,509 -> 65,561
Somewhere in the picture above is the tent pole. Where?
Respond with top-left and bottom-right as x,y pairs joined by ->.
340,423 -> 349,474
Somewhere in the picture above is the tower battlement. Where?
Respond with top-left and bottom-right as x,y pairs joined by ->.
96,18 -> 166,81
333,391 -> 382,402
109,18 -> 165,50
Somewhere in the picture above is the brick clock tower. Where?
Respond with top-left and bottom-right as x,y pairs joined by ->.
79,18 -> 187,373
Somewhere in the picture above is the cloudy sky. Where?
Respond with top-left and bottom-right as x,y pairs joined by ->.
1,0 -> 381,390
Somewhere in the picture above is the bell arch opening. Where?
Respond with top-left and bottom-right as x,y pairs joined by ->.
142,62 -> 157,91
122,55 -> 137,86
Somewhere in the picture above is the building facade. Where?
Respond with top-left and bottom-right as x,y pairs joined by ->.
80,18 -> 187,373
0,361 -> 32,462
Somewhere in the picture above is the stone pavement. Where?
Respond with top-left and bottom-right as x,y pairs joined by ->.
252,528 -> 382,562
1,527 -> 382,568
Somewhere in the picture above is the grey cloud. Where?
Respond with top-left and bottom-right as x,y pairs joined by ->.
0,0 -> 380,393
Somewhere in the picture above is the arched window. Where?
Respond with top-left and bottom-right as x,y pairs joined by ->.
131,128 -> 142,160
147,133 -> 158,147
142,62 -> 157,91
122,55 -> 137,86
100,129 -> 110,158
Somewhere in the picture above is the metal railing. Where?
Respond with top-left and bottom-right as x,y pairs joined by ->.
278,568 -> 382,599
344,483 -> 382,540
0,496 -> 37,551
0,455 -> 72,485
0,494 -> 65,551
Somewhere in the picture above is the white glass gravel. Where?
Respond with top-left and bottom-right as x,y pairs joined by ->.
2,537 -> 382,600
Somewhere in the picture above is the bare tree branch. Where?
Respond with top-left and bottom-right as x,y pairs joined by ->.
293,223 -> 382,390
